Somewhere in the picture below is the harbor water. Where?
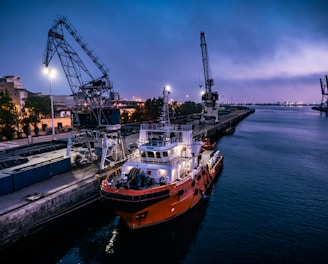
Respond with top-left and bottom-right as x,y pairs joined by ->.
1,106 -> 328,263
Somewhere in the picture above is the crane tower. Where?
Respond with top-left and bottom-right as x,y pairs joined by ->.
43,16 -> 125,171
199,32 -> 219,124
43,15 -> 120,130
319,76 -> 328,109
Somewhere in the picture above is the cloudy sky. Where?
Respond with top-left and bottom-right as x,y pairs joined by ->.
1,0 -> 328,104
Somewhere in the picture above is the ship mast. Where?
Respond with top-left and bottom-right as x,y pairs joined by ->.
160,86 -> 171,127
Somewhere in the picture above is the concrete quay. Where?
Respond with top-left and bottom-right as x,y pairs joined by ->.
192,107 -> 255,139
0,107 -> 254,250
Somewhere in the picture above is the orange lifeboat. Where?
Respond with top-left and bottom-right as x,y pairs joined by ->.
200,136 -> 216,151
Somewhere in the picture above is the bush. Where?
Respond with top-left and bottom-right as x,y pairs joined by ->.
1,126 -> 15,140
34,127 -> 39,136
22,125 -> 30,136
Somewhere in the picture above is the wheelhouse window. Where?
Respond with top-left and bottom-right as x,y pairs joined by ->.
147,151 -> 155,158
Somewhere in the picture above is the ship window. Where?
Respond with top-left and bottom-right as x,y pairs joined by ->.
147,151 -> 155,158
141,151 -> 146,157
156,152 -> 161,158
163,151 -> 168,157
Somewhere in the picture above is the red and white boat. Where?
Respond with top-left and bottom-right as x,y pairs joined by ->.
100,87 -> 224,229
201,135 -> 216,151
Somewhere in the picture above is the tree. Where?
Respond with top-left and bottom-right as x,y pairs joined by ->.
21,116 -> 31,136
22,94 -> 51,136
0,90 -> 18,140
24,94 -> 51,118
175,101 -> 202,116
121,110 -> 129,124
144,97 -> 163,121
20,108 -> 41,136
130,104 -> 144,123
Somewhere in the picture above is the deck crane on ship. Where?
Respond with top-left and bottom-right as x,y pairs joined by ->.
199,32 -> 219,124
43,15 -> 126,171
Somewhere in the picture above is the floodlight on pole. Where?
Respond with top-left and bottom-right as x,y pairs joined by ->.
43,67 -> 56,135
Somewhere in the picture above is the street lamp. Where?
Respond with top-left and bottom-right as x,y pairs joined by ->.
43,67 -> 56,135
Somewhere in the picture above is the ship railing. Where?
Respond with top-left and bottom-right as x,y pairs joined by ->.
140,137 -> 180,147
141,156 -> 188,166
173,124 -> 192,131
127,153 -> 188,166
140,123 -> 192,131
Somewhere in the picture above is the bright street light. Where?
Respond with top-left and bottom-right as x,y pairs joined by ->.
43,67 -> 56,135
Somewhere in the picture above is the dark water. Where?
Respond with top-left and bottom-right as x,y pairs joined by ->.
1,106 -> 328,263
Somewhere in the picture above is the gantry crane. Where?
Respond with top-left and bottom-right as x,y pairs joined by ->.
43,15 -> 126,171
199,32 -> 219,124
43,15 -> 120,129
319,76 -> 328,109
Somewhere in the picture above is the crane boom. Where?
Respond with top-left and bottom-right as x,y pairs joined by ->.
200,32 -> 219,124
319,76 -> 328,107
43,15 -> 118,128
200,32 -> 214,95
43,16 -> 125,172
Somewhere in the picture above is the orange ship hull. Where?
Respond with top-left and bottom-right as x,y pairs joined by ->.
101,155 -> 223,229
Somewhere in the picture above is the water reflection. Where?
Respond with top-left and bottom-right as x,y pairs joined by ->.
0,203 -> 117,264
0,164 -> 222,264
0,197 -> 211,264
101,198 -> 210,264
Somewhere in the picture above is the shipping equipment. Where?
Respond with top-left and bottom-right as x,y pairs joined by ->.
199,32 -> 219,124
43,16 -> 126,171
319,76 -> 328,109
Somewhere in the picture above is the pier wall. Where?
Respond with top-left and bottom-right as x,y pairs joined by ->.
193,107 -> 255,139
0,170 -> 104,249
